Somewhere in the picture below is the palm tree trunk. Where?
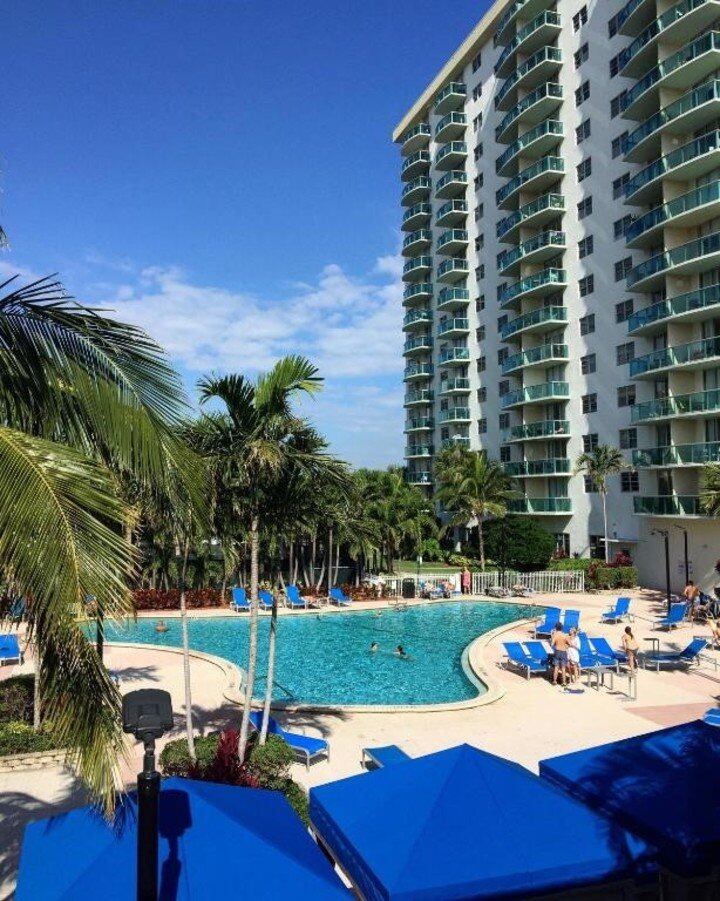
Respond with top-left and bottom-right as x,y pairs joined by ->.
478,520 -> 486,571
259,593 -> 277,744
334,542 -> 341,586
179,535 -> 195,759
238,515 -> 260,762
33,632 -> 41,731
327,527 -> 333,592
288,539 -> 294,585
601,490 -> 610,564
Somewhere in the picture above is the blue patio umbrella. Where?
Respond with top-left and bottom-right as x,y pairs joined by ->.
310,744 -> 657,900
539,719 -> 720,878
17,777 -> 347,900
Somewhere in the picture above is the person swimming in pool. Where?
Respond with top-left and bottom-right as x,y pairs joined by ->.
370,642 -> 379,653
395,645 -> 408,658
155,620 -> 169,634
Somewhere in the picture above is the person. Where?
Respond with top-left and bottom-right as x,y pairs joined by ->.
550,623 -> 570,686
708,619 -> 720,648
370,642 -> 379,653
155,620 -> 168,634
567,627 -> 580,683
621,625 -> 639,671
461,567 -> 471,595
395,645 -> 408,658
683,579 -> 700,616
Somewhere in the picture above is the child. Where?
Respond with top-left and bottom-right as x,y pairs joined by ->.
621,625 -> 639,671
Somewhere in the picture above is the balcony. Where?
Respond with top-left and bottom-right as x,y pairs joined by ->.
402,256 -> 432,282
441,436 -> 471,450
407,471 -> 433,486
633,495 -> 705,517
625,180 -> 720,249
402,308 -> 432,331
624,79 -> 720,164
502,419 -> 570,443
403,282 -> 433,305
403,336 -> 433,357
628,283 -> 720,335
632,388 -> 720,422
437,229 -> 468,255
404,389 -> 434,406
401,122 -> 431,155
402,202 -> 431,230
437,258 -> 469,283
435,141 -> 468,170
434,81 -> 466,115
438,317 -> 469,338
630,335 -> 720,378
497,193 -> 565,243
439,377 -> 470,395
436,199 -> 468,227
502,342 -> 568,374
437,287 -> 470,312
495,11 -> 562,78
619,0 -> 720,79
402,229 -> 432,256
626,230 -> 720,291
438,407 -> 471,424
406,445 -> 434,459
498,230 -> 565,277
495,47 -> 562,111
625,130 -> 720,206
401,150 -> 431,181
633,441 -> 720,467
495,0 -> 557,44
622,32 -> 720,122
496,82 -> 563,144
495,120 -> 563,177
617,0 -> 658,36
498,268 -> 567,309
503,458 -> 571,477
496,156 -> 564,210
501,381 -> 569,409
401,176 -> 431,206
404,418 -> 434,433
435,112 -> 466,142
404,365 -> 433,384
438,347 -> 470,367
508,497 -> 572,514
435,170 -> 468,199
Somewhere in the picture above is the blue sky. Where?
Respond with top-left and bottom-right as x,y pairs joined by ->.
3,0 -> 490,467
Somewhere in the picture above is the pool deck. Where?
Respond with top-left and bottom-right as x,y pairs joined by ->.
1,588 -> 718,897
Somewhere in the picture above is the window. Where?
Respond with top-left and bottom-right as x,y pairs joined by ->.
478,418 -> 487,435
474,176 -> 482,191
578,235 -> 594,259
580,313 -> 595,336
576,119 -> 591,144
617,385 -> 636,407
581,353 -> 596,374
500,446 -> 511,463
608,14 -> 619,38
573,6 -> 588,31
497,314 -> 508,332
476,142 -> 483,159
472,52 -> 482,73
498,380 -> 509,396
616,299 -> 634,323
582,393 -> 598,413
477,356 -> 486,373
472,84 -> 482,102
473,113 -> 482,133
577,196 -> 593,219
612,132 -> 629,159
476,203 -> 484,220
476,296 -> 485,312
619,428 -> 637,450
589,534 -> 605,559
476,264 -> 485,280
613,172 -> 630,199
584,475 -> 598,493
615,257 -> 633,281
582,433 -> 598,452
499,412 -> 509,429
475,234 -> 484,252
610,55 -> 620,78
478,386 -> 487,402
574,42 -> 589,68
575,80 -> 590,106
476,325 -> 485,341
610,91 -> 627,119
579,274 -> 594,297
497,347 -> 508,365
621,471 -> 640,492
614,215 -> 633,240
616,342 -> 635,365
577,158 -> 592,182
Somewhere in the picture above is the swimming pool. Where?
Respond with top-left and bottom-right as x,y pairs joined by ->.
102,601 -> 535,707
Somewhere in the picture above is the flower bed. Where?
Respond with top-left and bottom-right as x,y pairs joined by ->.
132,588 -> 225,611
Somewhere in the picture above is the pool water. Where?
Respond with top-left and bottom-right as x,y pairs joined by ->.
102,601 -> 534,706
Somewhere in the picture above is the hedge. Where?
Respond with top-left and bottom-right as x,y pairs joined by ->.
548,558 -> 637,588
0,722 -> 61,756
0,675 -> 34,724
133,588 -> 225,611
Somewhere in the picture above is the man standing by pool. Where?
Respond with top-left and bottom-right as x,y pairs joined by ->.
550,623 -> 570,687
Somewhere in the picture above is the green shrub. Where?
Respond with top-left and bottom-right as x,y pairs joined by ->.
484,518 -> 556,571
0,675 -> 34,725
548,557 -> 595,572
248,734 -> 294,789
419,538 -> 444,562
159,733 -> 220,776
588,565 -> 637,589
281,778 -> 309,824
0,722 -> 60,756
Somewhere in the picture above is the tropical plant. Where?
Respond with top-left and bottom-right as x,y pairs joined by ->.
484,517 -> 556,571
573,445 -> 626,564
700,463 -> 720,516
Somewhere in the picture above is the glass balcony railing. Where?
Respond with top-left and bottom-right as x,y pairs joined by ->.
437,287 -> 470,310
633,495 -> 704,516
401,150 -> 431,179
406,471 -> 433,485
435,141 -> 468,168
405,418 -> 434,432
496,47 -> 562,109
402,202 -> 431,227
628,283 -> 720,333
498,269 -> 567,308
497,193 -> 565,241
404,364 -> 433,380
495,82 -> 563,143
502,419 -> 570,442
438,407 -> 471,423
437,258 -> 470,281
619,0 -> 717,76
495,0 -> 557,43
435,170 -> 467,197
403,309 -> 432,329
502,343 -> 568,374
401,123 -> 431,149
402,229 -> 432,253
508,497 -> 572,513
402,256 -> 433,280
497,230 -> 565,274
617,0 -> 656,34
440,377 -> 470,393
495,11 -> 562,76
441,436 -> 471,450
633,441 -> 720,466
406,445 -> 434,457
435,112 -> 467,139
501,381 -> 570,408
437,229 -> 469,252
495,120 -> 563,174
504,458 -> 571,477
625,180 -> 720,246
404,389 -> 434,404
630,335 -> 720,376
627,231 -> 720,289
500,307 -> 567,341
496,156 -> 564,207
402,177 -> 431,205
439,347 -> 470,365
403,282 -> 432,302
624,130 -> 720,204
438,318 -> 469,337
436,200 -> 468,225
632,388 -> 720,422
403,336 -> 433,354
434,81 -> 467,111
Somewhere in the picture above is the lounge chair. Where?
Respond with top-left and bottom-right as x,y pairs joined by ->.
231,587 -> 250,612
654,602 -> 686,631
0,634 -> 23,666
503,642 -> 548,679
258,590 -> 275,611
524,640 -> 552,665
704,708 -> 720,727
284,585 -> 310,609
329,587 -> 352,607
562,609 -> 580,632
589,636 -> 628,669
362,745 -> 411,770
601,596 -> 632,623
534,607 -> 561,638
642,637 -> 708,671
248,711 -> 328,769
575,632 -> 605,669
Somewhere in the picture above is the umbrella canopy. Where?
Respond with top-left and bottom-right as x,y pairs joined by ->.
539,719 -> 720,878
310,744 -> 656,900
17,777 -> 346,900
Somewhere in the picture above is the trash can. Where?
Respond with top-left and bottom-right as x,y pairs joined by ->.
402,578 -> 416,599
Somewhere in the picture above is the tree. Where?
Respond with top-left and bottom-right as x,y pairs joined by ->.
573,445 -> 626,564
701,463 -> 720,516
434,448 -> 516,570
484,517 -> 556,571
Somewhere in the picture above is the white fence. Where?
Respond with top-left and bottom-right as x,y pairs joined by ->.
378,569 -> 584,598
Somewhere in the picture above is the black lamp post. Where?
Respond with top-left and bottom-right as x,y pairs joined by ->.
674,525 -> 689,586
651,529 -> 672,612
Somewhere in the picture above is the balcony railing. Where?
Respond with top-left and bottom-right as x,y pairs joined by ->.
402,256 -> 433,280
502,419 -> 570,442
495,119 -> 563,175
405,418 -> 434,431
497,230 -> 565,275
502,343 -> 568,374
403,336 -> 433,354
628,282 -> 720,333
435,112 -> 467,139
497,193 -> 565,241
495,47 -> 562,110
403,309 -> 432,329
406,471 -> 432,485
495,0 -> 557,43
437,229 -> 469,252
402,202 -> 431,228
624,130 -> 720,204
498,269 -> 566,308
437,287 -> 470,310
436,200 -> 468,225
403,282 -> 432,302
438,317 -> 469,336
402,229 -> 432,253
633,495 -> 704,516
630,335 -> 720,376
501,381 -> 569,409
495,11 -> 562,76
508,497 -> 572,513
496,156 -> 564,207
633,441 -> 720,466
434,81 -> 466,112
438,347 -> 470,365
438,407 -> 471,423
437,258 -> 469,281
439,377 -> 470,393
626,230 -> 720,290
435,141 -> 468,169
631,388 -> 720,422
401,176 -> 431,206
495,82 -> 563,143
406,445 -> 434,458
617,0 -> 656,35
435,170 -> 468,197
503,458 -> 571,476
401,150 -> 431,179
625,180 -> 720,246
401,122 -> 431,150
441,436 -> 471,450
404,390 -> 434,405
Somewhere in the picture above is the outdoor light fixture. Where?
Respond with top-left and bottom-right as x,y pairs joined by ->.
673,525 -> 689,585
650,529 -> 672,612
122,689 -> 174,901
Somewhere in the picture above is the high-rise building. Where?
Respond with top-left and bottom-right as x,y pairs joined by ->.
395,0 -> 720,590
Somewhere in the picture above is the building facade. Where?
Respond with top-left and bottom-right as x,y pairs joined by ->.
396,0 -> 720,590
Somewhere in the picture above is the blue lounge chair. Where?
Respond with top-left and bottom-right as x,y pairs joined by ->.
642,637 -> 708,671
704,708 -> 720,727
524,640 -> 552,664
361,745 -> 411,769
284,585 -> 310,609
0,634 -> 23,666
258,590 -> 275,611
329,587 -> 352,607
601,596 -> 632,623
562,609 -> 580,632
575,632 -> 605,669
589,636 -> 628,669
503,642 -> 548,679
654,602 -> 686,631
249,711 -> 328,769
231,587 -> 250,612
534,607 -> 561,638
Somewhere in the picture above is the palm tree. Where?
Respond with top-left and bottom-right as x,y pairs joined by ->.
363,469 -> 435,570
700,463 -> 720,516
573,445 -> 626,563
434,448 -> 515,570
0,274 -> 204,811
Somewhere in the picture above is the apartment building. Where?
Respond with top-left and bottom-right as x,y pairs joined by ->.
395,0 -> 720,590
